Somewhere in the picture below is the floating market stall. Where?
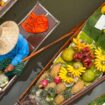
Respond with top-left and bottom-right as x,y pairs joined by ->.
0,0 -> 18,17
18,2 -> 105,105
0,2 -> 59,98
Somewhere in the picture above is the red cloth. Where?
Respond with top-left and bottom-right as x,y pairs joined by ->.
22,12 -> 49,33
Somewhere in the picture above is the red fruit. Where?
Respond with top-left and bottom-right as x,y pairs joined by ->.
54,76 -> 62,84
74,52 -> 83,61
82,47 -> 90,52
82,57 -> 92,68
83,51 -> 90,57
82,47 -> 94,59
40,80 -> 48,88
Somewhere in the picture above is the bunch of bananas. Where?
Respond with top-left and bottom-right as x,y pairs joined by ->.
59,66 -> 74,83
94,47 -> 105,72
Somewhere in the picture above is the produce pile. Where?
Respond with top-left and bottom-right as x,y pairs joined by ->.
22,12 -> 49,34
0,71 -> 9,91
22,5 -> 105,105
0,0 -> 8,7
88,94 -> 105,105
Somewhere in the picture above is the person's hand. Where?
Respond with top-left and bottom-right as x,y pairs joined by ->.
4,64 -> 15,73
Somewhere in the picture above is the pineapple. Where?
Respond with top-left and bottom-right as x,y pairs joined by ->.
71,80 -> 84,94
46,82 -> 56,89
55,94 -> 65,105
50,64 -> 61,78
63,89 -> 72,100
56,83 -> 66,94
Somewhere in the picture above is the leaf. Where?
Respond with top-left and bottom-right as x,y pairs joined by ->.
78,31 -> 93,44
40,90 -> 48,98
82,8 -> 105,50
47,76 -> 54,82
47,88 -> 56,97
63,89 -> 72,99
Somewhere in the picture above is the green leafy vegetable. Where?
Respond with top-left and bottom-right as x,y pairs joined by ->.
47,88 -> 56,97
83,8 -> 105,50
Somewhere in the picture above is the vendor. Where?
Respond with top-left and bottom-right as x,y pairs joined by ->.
0,21 -> 29,73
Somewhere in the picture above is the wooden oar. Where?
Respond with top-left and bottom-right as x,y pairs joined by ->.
22,22 -> 83,62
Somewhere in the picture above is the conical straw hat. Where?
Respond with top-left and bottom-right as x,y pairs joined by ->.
0,21 -> 19,55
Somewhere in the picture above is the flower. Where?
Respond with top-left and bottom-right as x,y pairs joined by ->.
94,48 -> 105,72
73,37 -> 93,50
66,65 -> 86,77
59,66 -> 74,83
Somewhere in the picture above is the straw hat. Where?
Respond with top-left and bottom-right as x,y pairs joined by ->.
0,21 -> 19,55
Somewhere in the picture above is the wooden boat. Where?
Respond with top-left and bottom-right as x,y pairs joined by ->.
0,0 -> 18,17
0,2 -> 59,98
17,2 -> 105,105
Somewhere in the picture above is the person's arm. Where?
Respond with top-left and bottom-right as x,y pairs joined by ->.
11,40 -> 29,66
5,35 -> 29,72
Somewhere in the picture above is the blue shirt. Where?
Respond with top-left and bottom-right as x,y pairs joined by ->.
0,34 -> 29,66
